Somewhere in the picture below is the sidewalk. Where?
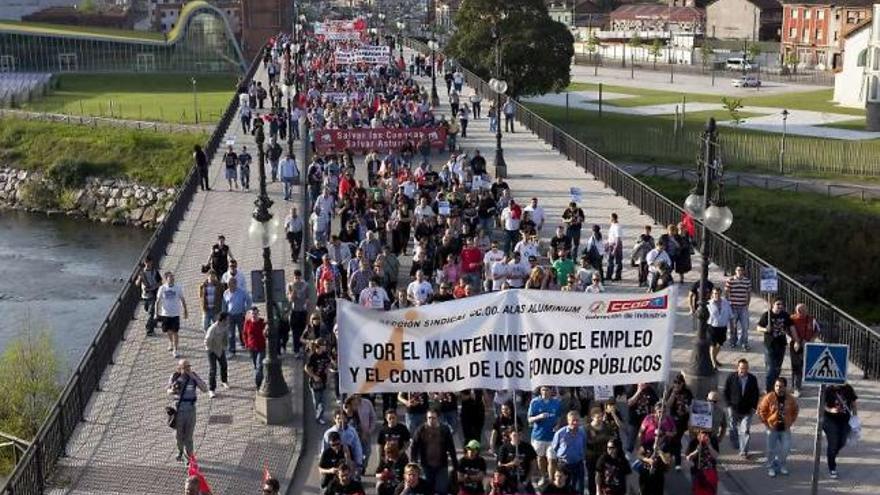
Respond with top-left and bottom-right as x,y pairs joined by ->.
46,64 -> 303,494
428,59 -> 880,494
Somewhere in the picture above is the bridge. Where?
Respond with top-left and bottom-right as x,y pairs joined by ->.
4,37 -> 880,495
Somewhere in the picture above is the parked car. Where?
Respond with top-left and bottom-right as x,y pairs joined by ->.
725,57 -> 754,71
732,75 -> 762,88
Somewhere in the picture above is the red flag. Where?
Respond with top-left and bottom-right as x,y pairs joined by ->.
681,212 -> 696,238
187,454 -> 212,494
262,460 -> 272,484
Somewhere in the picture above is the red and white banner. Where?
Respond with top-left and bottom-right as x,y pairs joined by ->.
334,46 -> 391,65
314,127 -> 447,153
338,288 -> 677,393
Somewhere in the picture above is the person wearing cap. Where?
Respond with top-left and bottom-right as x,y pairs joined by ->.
457,440 -> 487,495
242,306 -> 267,389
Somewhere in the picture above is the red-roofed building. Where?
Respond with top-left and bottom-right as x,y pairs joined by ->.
608,4 -> 706,33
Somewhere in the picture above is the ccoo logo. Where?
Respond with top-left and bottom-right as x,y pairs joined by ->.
606,296 -> 668,314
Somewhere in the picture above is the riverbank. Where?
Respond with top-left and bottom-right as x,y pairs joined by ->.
0,167 -> 174,228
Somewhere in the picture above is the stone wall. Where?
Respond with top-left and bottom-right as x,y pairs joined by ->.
0,168 -> 175,229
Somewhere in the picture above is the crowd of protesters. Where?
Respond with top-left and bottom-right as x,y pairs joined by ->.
155,26 -> 863,495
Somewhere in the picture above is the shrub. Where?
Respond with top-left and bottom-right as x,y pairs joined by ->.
57,188 -> 79,210
46,159 -> 88,189
18,179 -> 57,210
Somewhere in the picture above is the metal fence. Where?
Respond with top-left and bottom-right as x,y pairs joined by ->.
572,53 -> 836,87
407,38 -> 880,380
0,108 -> 212,134
0,54 -> 260,495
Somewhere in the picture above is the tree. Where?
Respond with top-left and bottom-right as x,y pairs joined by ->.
649,38 -> 663,70
585,33 -> 601,75
746,42 -> 762,64
446,0 -> 574,97
721,97 -> 745,125
784,51 -> 799,74
0,330 -> 62,441
701,40 -> 714,71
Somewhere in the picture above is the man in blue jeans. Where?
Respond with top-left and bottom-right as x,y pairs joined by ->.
549,410 -> 587,495
221,277 -> 251,356
280,153 -> 299,201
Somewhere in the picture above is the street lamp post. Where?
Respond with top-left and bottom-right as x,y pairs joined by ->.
428,35 -> 440,108
191,76 -> 199,124
251,125 -> 293,425
490,22 -> 508,179
779,109 -> 789,175
683,118 -> 734,401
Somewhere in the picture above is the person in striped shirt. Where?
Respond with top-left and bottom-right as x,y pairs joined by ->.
725,266 -> 752,351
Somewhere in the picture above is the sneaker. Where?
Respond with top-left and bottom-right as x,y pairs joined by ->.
792,389 -> 801,398
209,390 -> 216,399
173,351 -> 180,359
675,465 -> 682,472
768,469 -> 776,477
739,452 -> 749,459
317,417 -> 327,425
779,467 -> 789,476
743,344 -> 751,351
176,453 -> 184,462
830,470 -> 839,479
728,342 -> 737,349
221,382 -> 230,390
167,345 -> 173,351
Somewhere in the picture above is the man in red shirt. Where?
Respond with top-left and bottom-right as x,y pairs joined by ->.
459,237 -> 483,290
243,306 -> 267,389
790,303 -> 820,396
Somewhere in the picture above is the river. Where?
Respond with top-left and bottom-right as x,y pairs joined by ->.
0,211 -> 152,372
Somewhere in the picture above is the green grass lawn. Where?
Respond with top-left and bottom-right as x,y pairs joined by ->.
818,118 -> 871,131
0,118 -> 207,187
526,102 -> 880,177
565,82 -> 865,117
22,73 -> 238,124
640,175 -> 880,324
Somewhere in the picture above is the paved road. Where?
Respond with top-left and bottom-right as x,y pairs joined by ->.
46,64 -> 303,494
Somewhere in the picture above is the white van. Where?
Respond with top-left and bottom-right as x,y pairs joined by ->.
725,57 -> 753,71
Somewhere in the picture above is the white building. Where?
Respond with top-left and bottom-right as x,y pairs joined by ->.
834,4 -> 880,108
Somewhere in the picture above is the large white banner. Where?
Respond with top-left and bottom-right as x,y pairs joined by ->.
334,46 -> 391,65
338,288 -> 676,394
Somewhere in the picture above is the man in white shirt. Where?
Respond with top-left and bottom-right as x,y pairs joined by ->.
313,188 -> 336,219
506,252 -> 530,289
359,277 -> 390,310
221,259 -> 248,294
414,197 -> 435,225
523,197 -> 546,236
406,270 -> 434,306
155,271 -> 188,358
606,212 -> 624,281
514,234 -> 540,261
501,199 -> 522,255
483,241 -> 506,292
645,243 -> 672,291
490,254 -> 510,291
284,207 -> 304,262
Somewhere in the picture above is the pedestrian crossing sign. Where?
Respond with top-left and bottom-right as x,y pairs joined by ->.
803,343 -> 848,385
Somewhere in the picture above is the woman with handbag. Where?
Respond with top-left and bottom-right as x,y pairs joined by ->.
167,360 -> 208,464
823,382 -> 858,479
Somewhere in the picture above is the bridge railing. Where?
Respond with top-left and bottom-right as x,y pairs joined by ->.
0,54 -> 262,495
406,38 -> 880,380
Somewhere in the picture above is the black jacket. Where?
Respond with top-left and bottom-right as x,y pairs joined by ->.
724,372 -> 760,414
